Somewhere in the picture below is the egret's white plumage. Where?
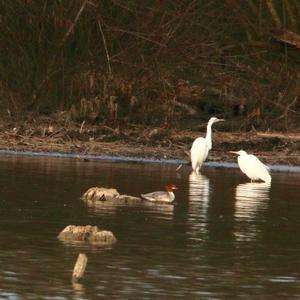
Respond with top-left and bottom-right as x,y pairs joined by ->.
230,150 -> 271,183
190,117 -> 224,174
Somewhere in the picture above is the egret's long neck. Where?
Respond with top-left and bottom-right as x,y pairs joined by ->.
205,122 -> 213,150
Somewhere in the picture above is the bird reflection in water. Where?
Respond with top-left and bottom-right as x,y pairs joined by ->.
141,200 -> 175,221
234,182 -> 271,242
188,172 -> 210,239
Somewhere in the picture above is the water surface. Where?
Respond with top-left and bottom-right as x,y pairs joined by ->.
1,155 -> 300,299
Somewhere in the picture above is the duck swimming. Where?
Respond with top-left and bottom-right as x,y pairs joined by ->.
141,184 -> 178,203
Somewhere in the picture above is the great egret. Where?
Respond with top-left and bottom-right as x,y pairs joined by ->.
141,184 -> 178,203
230,150 -> 271,183
190,117 -> 224,174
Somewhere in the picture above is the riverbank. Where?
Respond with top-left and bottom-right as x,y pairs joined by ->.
0,116 -> 299,166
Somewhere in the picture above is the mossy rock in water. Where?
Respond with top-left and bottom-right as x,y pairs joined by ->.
81,186 -> 142,205
115,194 -> 142,204
81,187 -> 120,201
57,225 -> 117,245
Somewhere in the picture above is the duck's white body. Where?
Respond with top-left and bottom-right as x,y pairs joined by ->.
191,117 -> 224,174
232,150 -> 271,183
141,184 -> 177,203
141,191 -> 175,203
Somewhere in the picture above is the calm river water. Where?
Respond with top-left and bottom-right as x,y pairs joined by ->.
1,155 -> 300,299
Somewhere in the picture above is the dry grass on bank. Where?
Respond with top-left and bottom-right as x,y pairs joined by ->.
0,115 -> 299,166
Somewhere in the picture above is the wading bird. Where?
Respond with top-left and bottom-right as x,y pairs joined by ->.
229,150 -> 271,183
191,117 -> 224,174
141,184 -> 178,203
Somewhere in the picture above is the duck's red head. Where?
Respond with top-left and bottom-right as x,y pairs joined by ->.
165,184 -> 178,192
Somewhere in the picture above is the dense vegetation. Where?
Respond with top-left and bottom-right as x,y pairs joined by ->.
1,1 -> 299,130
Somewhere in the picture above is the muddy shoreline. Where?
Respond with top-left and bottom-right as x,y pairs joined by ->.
0,117 -> 299,167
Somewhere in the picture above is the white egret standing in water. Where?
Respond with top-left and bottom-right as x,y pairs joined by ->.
230,150 -> 271,183
190,117 -> 224,174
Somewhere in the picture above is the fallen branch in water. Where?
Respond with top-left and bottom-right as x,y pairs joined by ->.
72,253 -> 88,283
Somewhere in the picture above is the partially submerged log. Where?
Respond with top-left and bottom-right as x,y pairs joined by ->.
58,225 -> 117,245
72,253 -> 88,283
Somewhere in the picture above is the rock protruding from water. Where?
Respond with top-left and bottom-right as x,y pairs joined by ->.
117,194 -> 142,203
82,187 -> 120,201
81,186 -> 142,205
58,225 -> 117,245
